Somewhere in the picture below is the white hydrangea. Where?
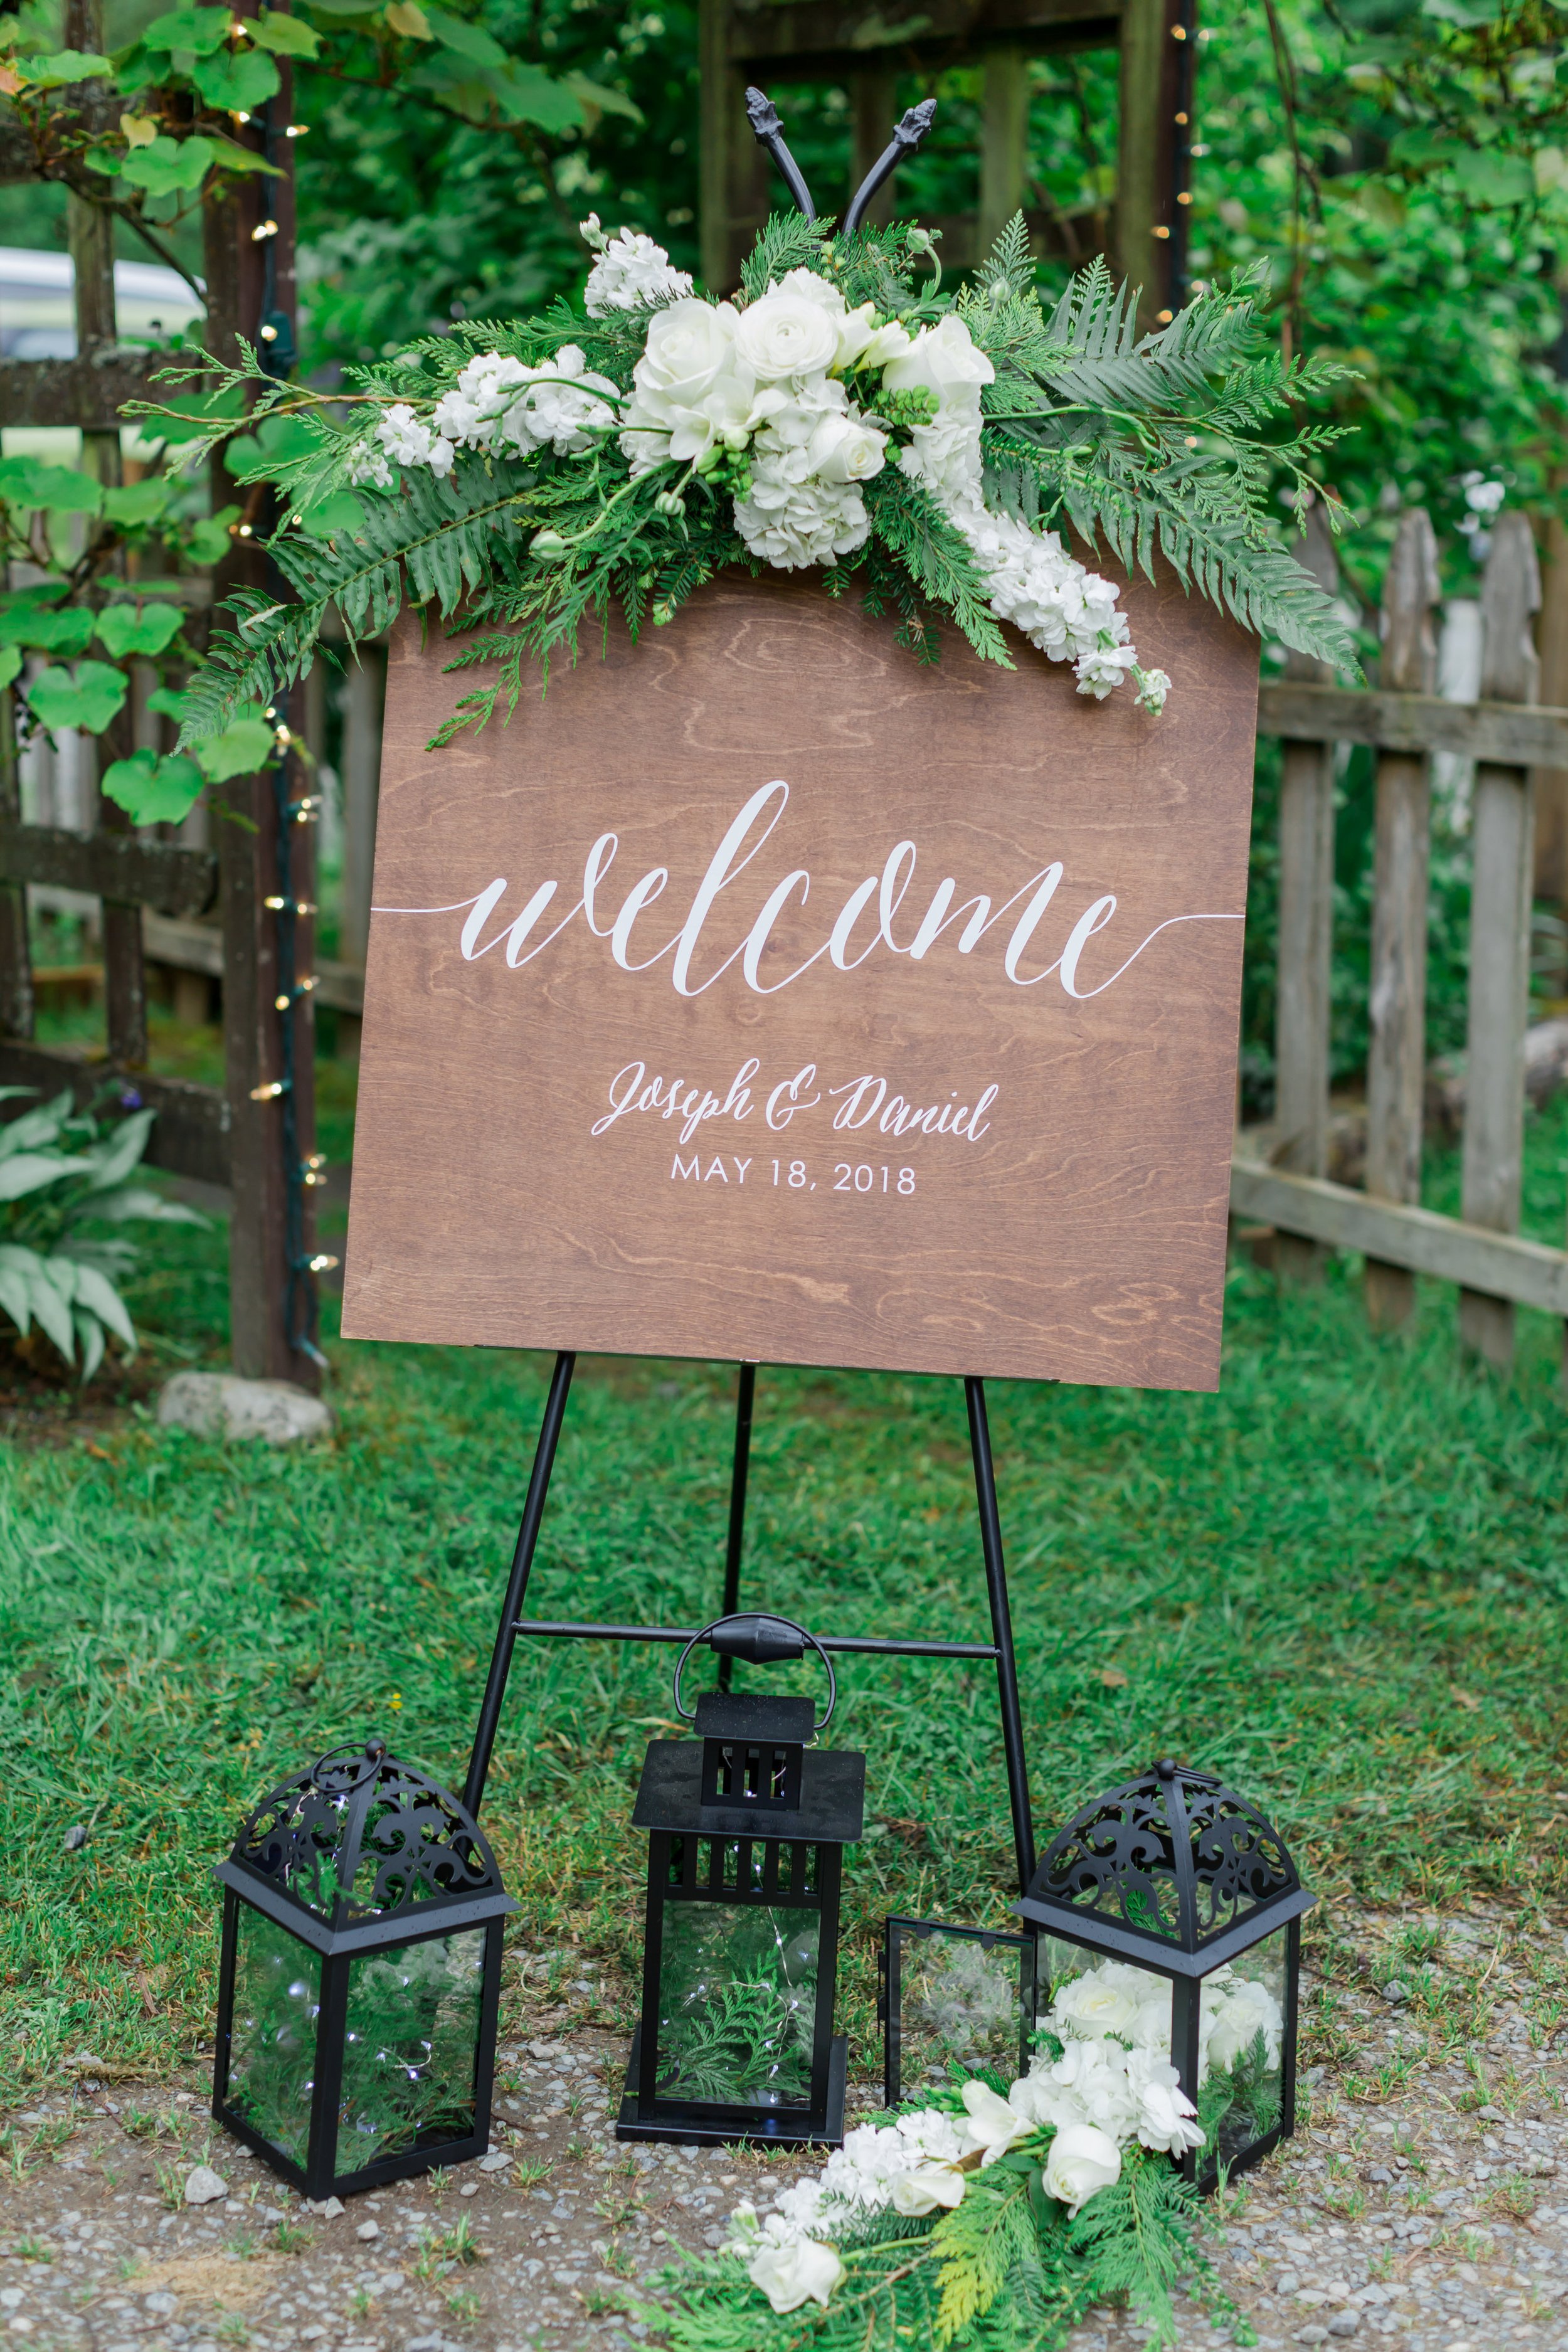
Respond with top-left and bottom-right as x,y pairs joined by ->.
733,438 -> 871,569
580,213 -> 693,315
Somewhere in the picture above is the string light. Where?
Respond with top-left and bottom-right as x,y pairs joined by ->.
260,324 -> 278,343
309,1254 -> 339,1274
285,122 -> 308,137
252,219 -> 280,242
264,895 -> 316,913
250,1079 -> 287,1101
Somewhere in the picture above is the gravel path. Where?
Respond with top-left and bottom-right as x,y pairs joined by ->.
1,1904 -> 1563,2350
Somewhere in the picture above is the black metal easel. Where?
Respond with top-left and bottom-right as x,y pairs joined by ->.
461,1355 -> 1038,1895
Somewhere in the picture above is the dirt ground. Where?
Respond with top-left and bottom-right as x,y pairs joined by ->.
1,1904 -> 1564,2352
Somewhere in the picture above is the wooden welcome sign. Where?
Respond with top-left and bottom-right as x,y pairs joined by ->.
342,571 -> 1258,1390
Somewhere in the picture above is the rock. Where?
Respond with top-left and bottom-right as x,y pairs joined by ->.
183,2166 -> 228,2206
143,2294 -> 178,2316
62,1824 -> 87,1851
1295,2331 -> 1328,2347
1478,2103 -> 1505,2121
305,2194 -> 345,2218
702,2225 -> 726,2248
158,1372 -> 333,1447
356,2218 -> 380,2241
1382,1979 -> 1409,2004
1327,2316 -> 1362,2339
1368,2166 -> 1393,2183
478,2148 -> 512,2173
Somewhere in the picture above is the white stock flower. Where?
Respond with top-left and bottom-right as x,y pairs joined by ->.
958,2080 -> 1032,2168
747,2235 -> 845,2313
733,284 -> 842,380
583,221 -> 693,316
426,436 -> 455,479
348,440 -> 393,490
620,297 -> 755,470
733,440 -> 871,569
1042,2122 -> 1121,2217
894,2107 -> 967,2166
1136,666 -> 1172,714
1074,641 -> 1140,699
1125,2047 -> 1204,2157
891,2161 -> 967,2215
1012,2035 -> 1140,2141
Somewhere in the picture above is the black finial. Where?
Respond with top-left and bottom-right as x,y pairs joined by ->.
844,98 -> 938,236
746,85 -> 816,221
1154,1757 -> 1179,1780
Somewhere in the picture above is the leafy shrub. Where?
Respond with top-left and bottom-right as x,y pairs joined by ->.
0,1089 -> 204,1381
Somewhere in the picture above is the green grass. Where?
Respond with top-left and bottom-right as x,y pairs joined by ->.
2,1212 -> 1567,2104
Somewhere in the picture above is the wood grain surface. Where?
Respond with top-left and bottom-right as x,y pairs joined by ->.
342,569 -> 1258,1389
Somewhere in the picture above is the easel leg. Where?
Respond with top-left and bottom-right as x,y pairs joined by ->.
965,1377 -> 1037,1894
462,1350 -> 576,1818
717,1360 -> 757,1692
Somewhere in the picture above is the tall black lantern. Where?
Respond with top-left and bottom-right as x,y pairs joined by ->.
213,1737 -> 515,2200
618,1615 -> 864,2149
1016,1760 -> 1315,2189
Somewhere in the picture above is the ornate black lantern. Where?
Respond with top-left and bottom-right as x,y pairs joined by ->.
1016,1761 -> 1315,2188
618,1615 -> 864,2150
212,1737 -> 515,2200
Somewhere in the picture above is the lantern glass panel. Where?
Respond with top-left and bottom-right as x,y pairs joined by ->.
334,1927 -> 488,2174
228,1904 -> 321,2169
1199,1926 -> 1287,2170
656,1878 -> 819,2109
892,1924 -> 1032,2095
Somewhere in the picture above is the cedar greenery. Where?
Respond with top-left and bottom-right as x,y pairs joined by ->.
158,210 -> 1357,761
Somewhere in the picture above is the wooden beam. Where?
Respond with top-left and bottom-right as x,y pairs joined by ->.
1231,1160 -> 1568,1316
726,0 -> 1120,67
142,913 -> 366,1015
0,87 -> 123,184
0,824 -> 216,918
0,350 -> 175,432
1256,680 -> 1568,768
0,1041 -> 230,1188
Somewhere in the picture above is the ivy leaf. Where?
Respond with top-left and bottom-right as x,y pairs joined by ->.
120,134 -> 216,196
251,9 -> 322,52
100,746 -> 205,825
181,507 -> 239,563
26,662 -> 129,734
423,8 -> 507,66
193,708 -> 275,780
146,685 -> 190,723
140,6 -> 232,53
559,69 -> 643,126
0,648 -> 21,693
1448,147 -> 1535,208
193,46 -> 281,110
18,50 -> 112,86
0,457 -> 103,516
0,606 -> 95,655
383,0 -> 431,33
102,477 -> 175,529
295,489 -> 367,538
95,603 -> 186,659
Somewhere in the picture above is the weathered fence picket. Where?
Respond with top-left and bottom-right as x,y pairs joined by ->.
1364,507 -> 1441,1332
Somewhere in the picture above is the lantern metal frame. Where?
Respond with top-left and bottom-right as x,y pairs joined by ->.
1017,1759 -> 1315,2190
212,1737 -> 516,2201
617,1623 -> 865,2149
881,1916 -> 1037,2109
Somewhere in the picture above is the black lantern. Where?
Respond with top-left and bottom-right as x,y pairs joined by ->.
618,1615 -> 864,2149
213,1737 -> 515,2200
1016,1760 -> 1315,2189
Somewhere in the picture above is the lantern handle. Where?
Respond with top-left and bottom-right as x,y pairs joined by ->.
671,1613 -> 837,1730
310,1737 -> 388,1793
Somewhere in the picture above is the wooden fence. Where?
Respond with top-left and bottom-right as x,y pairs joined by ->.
1242,504 -> 1568,1375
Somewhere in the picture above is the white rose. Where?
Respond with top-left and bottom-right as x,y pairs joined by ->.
807,408 -> 887,485
859,316 -> 914,368
891,2162 -> 966,2215
620,297 -> 753,465
1203,1976 -> 1283,2073
733,286 -> 842,380
1042,2122 -> 1121,2217
881,311 -> 995,408
746,2236 -> 845,2313
1049,1970 -> 1147,2043
769,269 -> 894,372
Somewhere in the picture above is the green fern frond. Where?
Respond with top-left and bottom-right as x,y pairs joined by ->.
739,211 -> 832,302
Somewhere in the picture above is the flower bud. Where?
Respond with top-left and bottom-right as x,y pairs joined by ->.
530,529 -> 568,561
654,490 -> 685,517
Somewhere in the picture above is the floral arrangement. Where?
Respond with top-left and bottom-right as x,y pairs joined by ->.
168,209 -> 1357,775
638,1955 -> 1286,2350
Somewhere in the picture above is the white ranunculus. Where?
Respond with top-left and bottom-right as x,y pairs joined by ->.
958,2080 -> 1032,2168
891,2161 -> 966,2215
747,2235 -> 845,2313
881,310 -> 995,410
768,268 -> 894,371
583,221 -> 693,315
1042,2122 -> 1122,2218
620,297 -> 755,467
859,316 -> 914,369
807,408 -> 887,485
1125,2047 -> 1205,2157
733,285 -> 842,381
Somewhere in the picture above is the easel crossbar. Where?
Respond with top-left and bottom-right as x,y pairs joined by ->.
515,1618 -> 1000,1661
